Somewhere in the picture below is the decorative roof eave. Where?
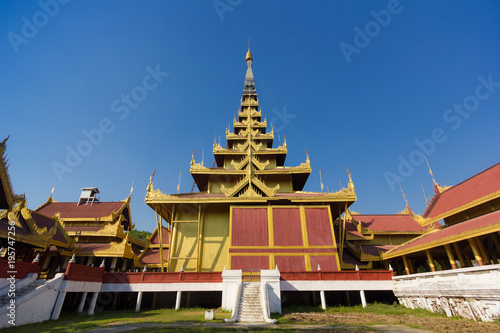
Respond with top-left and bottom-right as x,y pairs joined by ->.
382,218 -> 500,260
0,228 -> 49,248
213,146 -> 287,155
190,163 -> 311,176
340,260 -> 373,270
0,137 -> 25,210
420,189 -> 500,226
146,189 -> 355,205
76,238 -> 135,259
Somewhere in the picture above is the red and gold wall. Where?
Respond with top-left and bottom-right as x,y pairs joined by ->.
229,205 -> 340,271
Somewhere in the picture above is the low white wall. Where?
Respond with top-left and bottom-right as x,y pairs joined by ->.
261,269 -> 281,313
221,269 -> 242,311
393,264 -> 500,322
0,273 -> 65,329
280,279 -> 394,291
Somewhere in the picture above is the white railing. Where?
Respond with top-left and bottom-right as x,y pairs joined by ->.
224,283 -> 242,323
261,282 -> 277,324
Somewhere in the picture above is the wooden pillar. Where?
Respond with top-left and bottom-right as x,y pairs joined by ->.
452,243 -> 466,268
492,233 -> 500,253
112,293 -> 119,310
467,238 -> 484,266
444,244 -> 458,269
475,237 -> 490,264
408,258 -> 415,273
345,291 -> 351,306
402,255 -> 411,275
152,292 -> 157,309
425,250 -> 437,272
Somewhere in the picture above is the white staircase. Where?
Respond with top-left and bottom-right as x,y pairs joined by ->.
237,282 -> 264,322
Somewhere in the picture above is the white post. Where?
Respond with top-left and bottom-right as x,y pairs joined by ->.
360,290 -> 367,308
86,256 -> 93,266
175,290 -> 182,310
356,265 -> 367,308
320,290 -> 326,310
121,258 -> 128,271
87,292 -> 99,315
110,257 -> 118,271
51,291 -> 67,320
77,292 -> 88,313
135,291 -> 143,312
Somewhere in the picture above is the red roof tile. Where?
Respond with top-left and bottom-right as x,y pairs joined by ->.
139,248 -> 169,264
424,162 -> 500,219
351,215 -> 427,232
386,209 -> 500,256
37,201 -> 125,219
150,227 -> 169,245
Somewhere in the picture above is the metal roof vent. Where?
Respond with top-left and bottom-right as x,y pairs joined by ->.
78,187 -> 100,206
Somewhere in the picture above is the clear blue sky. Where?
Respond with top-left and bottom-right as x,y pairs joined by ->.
1,1 -> 499,232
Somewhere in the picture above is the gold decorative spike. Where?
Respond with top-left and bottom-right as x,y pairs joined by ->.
250,141 -> 262,151
252,176 -> 279,197
231,156 -> 249,170
220,176 -> 249,197
251,156 -> 269,170
239,184 -> 261,198
236,141 -> 249,151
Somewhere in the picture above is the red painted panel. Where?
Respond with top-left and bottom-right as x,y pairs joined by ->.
232,208 -> 268,246
272,208 -> 303,246
229,248 -> 336,254
310,255 -> 339,271
231,256 -> 269,269
275,256 -> 306,272
305,208 -> 334,246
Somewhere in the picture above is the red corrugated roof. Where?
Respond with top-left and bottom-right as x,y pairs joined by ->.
351,215 -> 427,232
424,162 -> 500,219
360,245 -> 395,257
37,201 -> 125,219
65,226 -> 105,232
77,242 -> 112,252
386,209 -> 500,256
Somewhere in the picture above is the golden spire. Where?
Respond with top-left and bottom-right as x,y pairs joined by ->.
246,39 -> 252,61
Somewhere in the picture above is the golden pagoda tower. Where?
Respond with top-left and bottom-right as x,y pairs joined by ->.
144,46 -> 356,272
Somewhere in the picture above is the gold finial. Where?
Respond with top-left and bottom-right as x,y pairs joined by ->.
320,170 -> 324,191
421,182 -> 428,205
50,182 -> 56,197
424,155 -> 438,186
130,180 -> 134,196
397,179 -> 409,208
246,40 -> 253,61
177,172 -> 181,194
